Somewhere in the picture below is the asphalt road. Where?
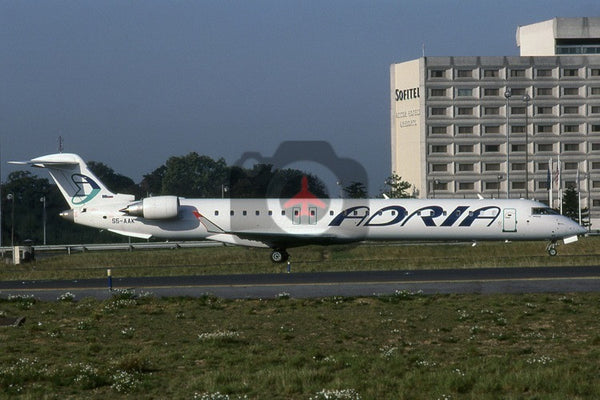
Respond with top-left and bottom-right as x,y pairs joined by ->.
1,266 -> 600,301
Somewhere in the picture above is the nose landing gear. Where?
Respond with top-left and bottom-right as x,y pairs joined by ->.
546,241 -> 558,256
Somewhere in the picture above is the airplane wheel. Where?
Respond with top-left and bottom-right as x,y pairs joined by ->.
547,247 -> 557,256
271,250 -> 289,263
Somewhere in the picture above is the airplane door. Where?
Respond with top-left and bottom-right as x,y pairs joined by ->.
502,208 -> 517,232
292,207 -> 301,225
309,207 -> 317,225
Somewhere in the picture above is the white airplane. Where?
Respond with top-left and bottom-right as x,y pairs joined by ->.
12,153 -> 586,262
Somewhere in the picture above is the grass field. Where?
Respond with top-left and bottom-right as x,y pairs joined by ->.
1,290 -> 600,399
1,238 -> 600,399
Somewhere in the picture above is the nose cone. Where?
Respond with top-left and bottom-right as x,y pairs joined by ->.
559,217 -> 587,237
60,209 -> 74,222
575,223 -> 588,236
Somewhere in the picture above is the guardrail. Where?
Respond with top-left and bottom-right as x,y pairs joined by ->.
0,241 -> 224,256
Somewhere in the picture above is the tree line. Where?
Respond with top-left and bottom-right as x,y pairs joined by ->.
0,152 -> 415,245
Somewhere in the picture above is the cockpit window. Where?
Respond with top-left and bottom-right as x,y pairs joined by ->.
532,207 -> 559,215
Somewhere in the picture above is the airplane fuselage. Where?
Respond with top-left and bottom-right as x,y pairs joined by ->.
67,198 -> 582,245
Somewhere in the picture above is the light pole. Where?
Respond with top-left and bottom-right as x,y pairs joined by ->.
497,175 -> 503,199
433,180 -> 440,198
40,196 -> 46,245
505,88 -> 512,198
523,93 -> 531,199
7,193 -> 14,248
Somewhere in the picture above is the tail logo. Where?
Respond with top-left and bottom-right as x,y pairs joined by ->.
71,174 -> 101,205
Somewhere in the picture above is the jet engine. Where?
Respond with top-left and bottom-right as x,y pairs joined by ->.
120,196 -> 180,219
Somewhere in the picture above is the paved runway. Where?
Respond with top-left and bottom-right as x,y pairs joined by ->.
1,266 -> 600,301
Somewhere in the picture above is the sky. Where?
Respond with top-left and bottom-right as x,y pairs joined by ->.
1,0 -> 599,196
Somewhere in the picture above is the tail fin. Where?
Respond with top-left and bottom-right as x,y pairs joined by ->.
10,153 -> 134,208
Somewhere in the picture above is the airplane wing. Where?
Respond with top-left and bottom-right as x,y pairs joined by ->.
227,230 -> 358,249
196,210 -> 359,249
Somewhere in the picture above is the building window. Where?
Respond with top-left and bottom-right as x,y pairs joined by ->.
485,181 -> 500,190
592,124 -> 600,133
456,69 -> 472,78
563,68 -> 579,77
537,143 -> 553,152
563,124 -> 580,133
457,163 -> 474,172
457,88 -> 473,97
433,181 -> 448,191
511,88 -> 526,96
512,182 -> 526,190
537,125 -> 554,134
511,144 -> 526,152
594,199 -> 600,207
430,107 -> 447,116
536,87 -> 553,96
484,125 -> 500,134
563,143 -> 579,152
484,69 -> 499,78
484,107 -> 499,115
538,181 -> 549,190
592,69 -> 600,77
563,106 -> 579,114
430,88 -> 446,97
564,162 -> 578,170
593,181 -> 600,188
537,106 -> 553,115
430,164 -> 448,172
510,69 -> 526,78
457,144 -> 474,153
537,162 -> 549,171
430,69 -> 446,78
536,69 -> 553,77
431,145 -> 447,153
563,87 -> 579,96
483,88 -> 499,96
511,106 -> 526,115
458,182 -> 474,190
457,126 -> 473,134
511,163 -> 526,171
430,126 -> 447,134
591,106 -> 600,114
511,125 -> 525,134
485,163 -> 501,171
591,87 -> 600,95
592,143 -> 600,151
457,107 -> 473,115
593,162 -> 600,170
484,144 -> 500,153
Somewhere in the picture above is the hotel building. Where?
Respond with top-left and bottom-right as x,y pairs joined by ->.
391,17 -> 600,222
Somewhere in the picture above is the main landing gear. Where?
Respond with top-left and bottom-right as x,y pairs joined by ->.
546,241 -> 558,256
270,249 -> 290,263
